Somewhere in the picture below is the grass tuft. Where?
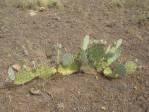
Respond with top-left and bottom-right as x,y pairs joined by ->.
110,0 -> 125,8
15,0 -> 63,10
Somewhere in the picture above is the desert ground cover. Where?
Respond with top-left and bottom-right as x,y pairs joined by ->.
0,0 -> 149,111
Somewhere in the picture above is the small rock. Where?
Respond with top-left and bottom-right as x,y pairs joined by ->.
101,106 -> 106,111
23,49 -> 29,56
73,108 -> 77,111
77,91 -> 81,94
95,75 -> 99,80
29,88 -> 41,95
29,10 -> 37,16
39,7 -> 46,12
12,64 -> 21,72
133,86 -> 137,90
57,103 -> 64,109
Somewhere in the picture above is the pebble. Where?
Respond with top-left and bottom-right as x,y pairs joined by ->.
12,64 -> 21,72
133,86 -> 137,90
101,106 -> 106,111
29,10 -> 37,16
29,88 -> 41,95
39,7 -> 46,12
57,103 -> 64,109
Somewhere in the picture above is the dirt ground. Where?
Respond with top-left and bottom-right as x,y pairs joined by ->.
0,0 -> 149,112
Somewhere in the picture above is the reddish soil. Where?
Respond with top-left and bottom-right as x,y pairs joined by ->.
0,0 -> 149,112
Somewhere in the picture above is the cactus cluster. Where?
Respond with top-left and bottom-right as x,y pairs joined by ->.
9,35 -> 137,85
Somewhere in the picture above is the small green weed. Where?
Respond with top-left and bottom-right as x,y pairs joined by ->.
110,0 -> 125,8
110,0 -> 149,10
